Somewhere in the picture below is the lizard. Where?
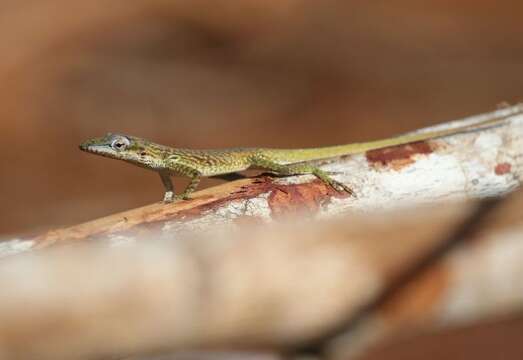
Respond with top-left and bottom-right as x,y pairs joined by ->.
79,112 -> 515,202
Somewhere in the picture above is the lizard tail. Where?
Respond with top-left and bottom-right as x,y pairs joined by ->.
264,111 -> 516,163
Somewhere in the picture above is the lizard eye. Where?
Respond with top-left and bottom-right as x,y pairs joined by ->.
111,136 -> 130,151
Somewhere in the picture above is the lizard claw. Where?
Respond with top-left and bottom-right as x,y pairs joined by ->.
330,180 -> 355,197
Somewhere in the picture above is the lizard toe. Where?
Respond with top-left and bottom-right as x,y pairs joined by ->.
331,180 -> 355,196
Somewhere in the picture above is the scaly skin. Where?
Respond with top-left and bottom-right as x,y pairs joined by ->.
79,113 -> 513,202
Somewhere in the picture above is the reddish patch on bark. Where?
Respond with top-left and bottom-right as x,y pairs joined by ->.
495,162 -> 511,175
366,141 -> 433,170
33,177 -> 351,246
174,178 -> 274,219
35,178 -> 277,245
268,179 -> 348,219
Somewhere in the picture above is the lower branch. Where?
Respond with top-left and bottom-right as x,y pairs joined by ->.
0,191 -> 522,359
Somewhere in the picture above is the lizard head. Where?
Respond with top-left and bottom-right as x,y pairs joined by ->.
79,133 -> 166,170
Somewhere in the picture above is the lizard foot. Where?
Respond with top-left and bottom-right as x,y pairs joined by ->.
174,194 -> 191,201
162,191 -> 192,203
327,179 -> 355,196
311,168 -> 355,197
163,191 -> 174,203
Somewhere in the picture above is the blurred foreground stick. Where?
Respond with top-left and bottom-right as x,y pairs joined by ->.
0,192 -> 522,359
1,104 -> 522,254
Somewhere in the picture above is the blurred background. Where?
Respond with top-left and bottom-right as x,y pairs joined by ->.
1,0 -> 522,235
1,1 -> 523,359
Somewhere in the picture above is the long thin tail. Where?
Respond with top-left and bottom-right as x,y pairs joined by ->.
264,110 -> 518,163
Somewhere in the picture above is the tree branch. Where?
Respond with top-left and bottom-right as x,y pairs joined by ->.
2,105 -> 521,256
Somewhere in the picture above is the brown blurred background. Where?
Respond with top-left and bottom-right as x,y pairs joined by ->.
1,0 -> 522,236
1,1 -> 523,359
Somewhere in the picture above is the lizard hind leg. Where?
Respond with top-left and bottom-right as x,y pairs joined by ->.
311,167 -> 354,196
250,156 -> 354,196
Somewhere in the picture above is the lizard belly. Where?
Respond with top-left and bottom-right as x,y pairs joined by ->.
173,149 -> 255,177
199,163 -> 250,176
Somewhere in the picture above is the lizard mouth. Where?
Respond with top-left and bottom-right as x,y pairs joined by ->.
79,143 -> 118,159
78,142 -> 89,152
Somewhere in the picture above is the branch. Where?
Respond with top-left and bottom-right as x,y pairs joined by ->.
0,192 -> 521,359
324,191 -> 523,360
2,105 -> 522,256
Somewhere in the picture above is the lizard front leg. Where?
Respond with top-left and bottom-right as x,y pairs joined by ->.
250,156 -> 354,195
159,169 -> 201,202
159,171 -> 175,202
176,173 -> 201,200
164,158 -> 203,201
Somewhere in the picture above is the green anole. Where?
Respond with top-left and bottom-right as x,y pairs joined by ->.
79,113 -> 513,202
